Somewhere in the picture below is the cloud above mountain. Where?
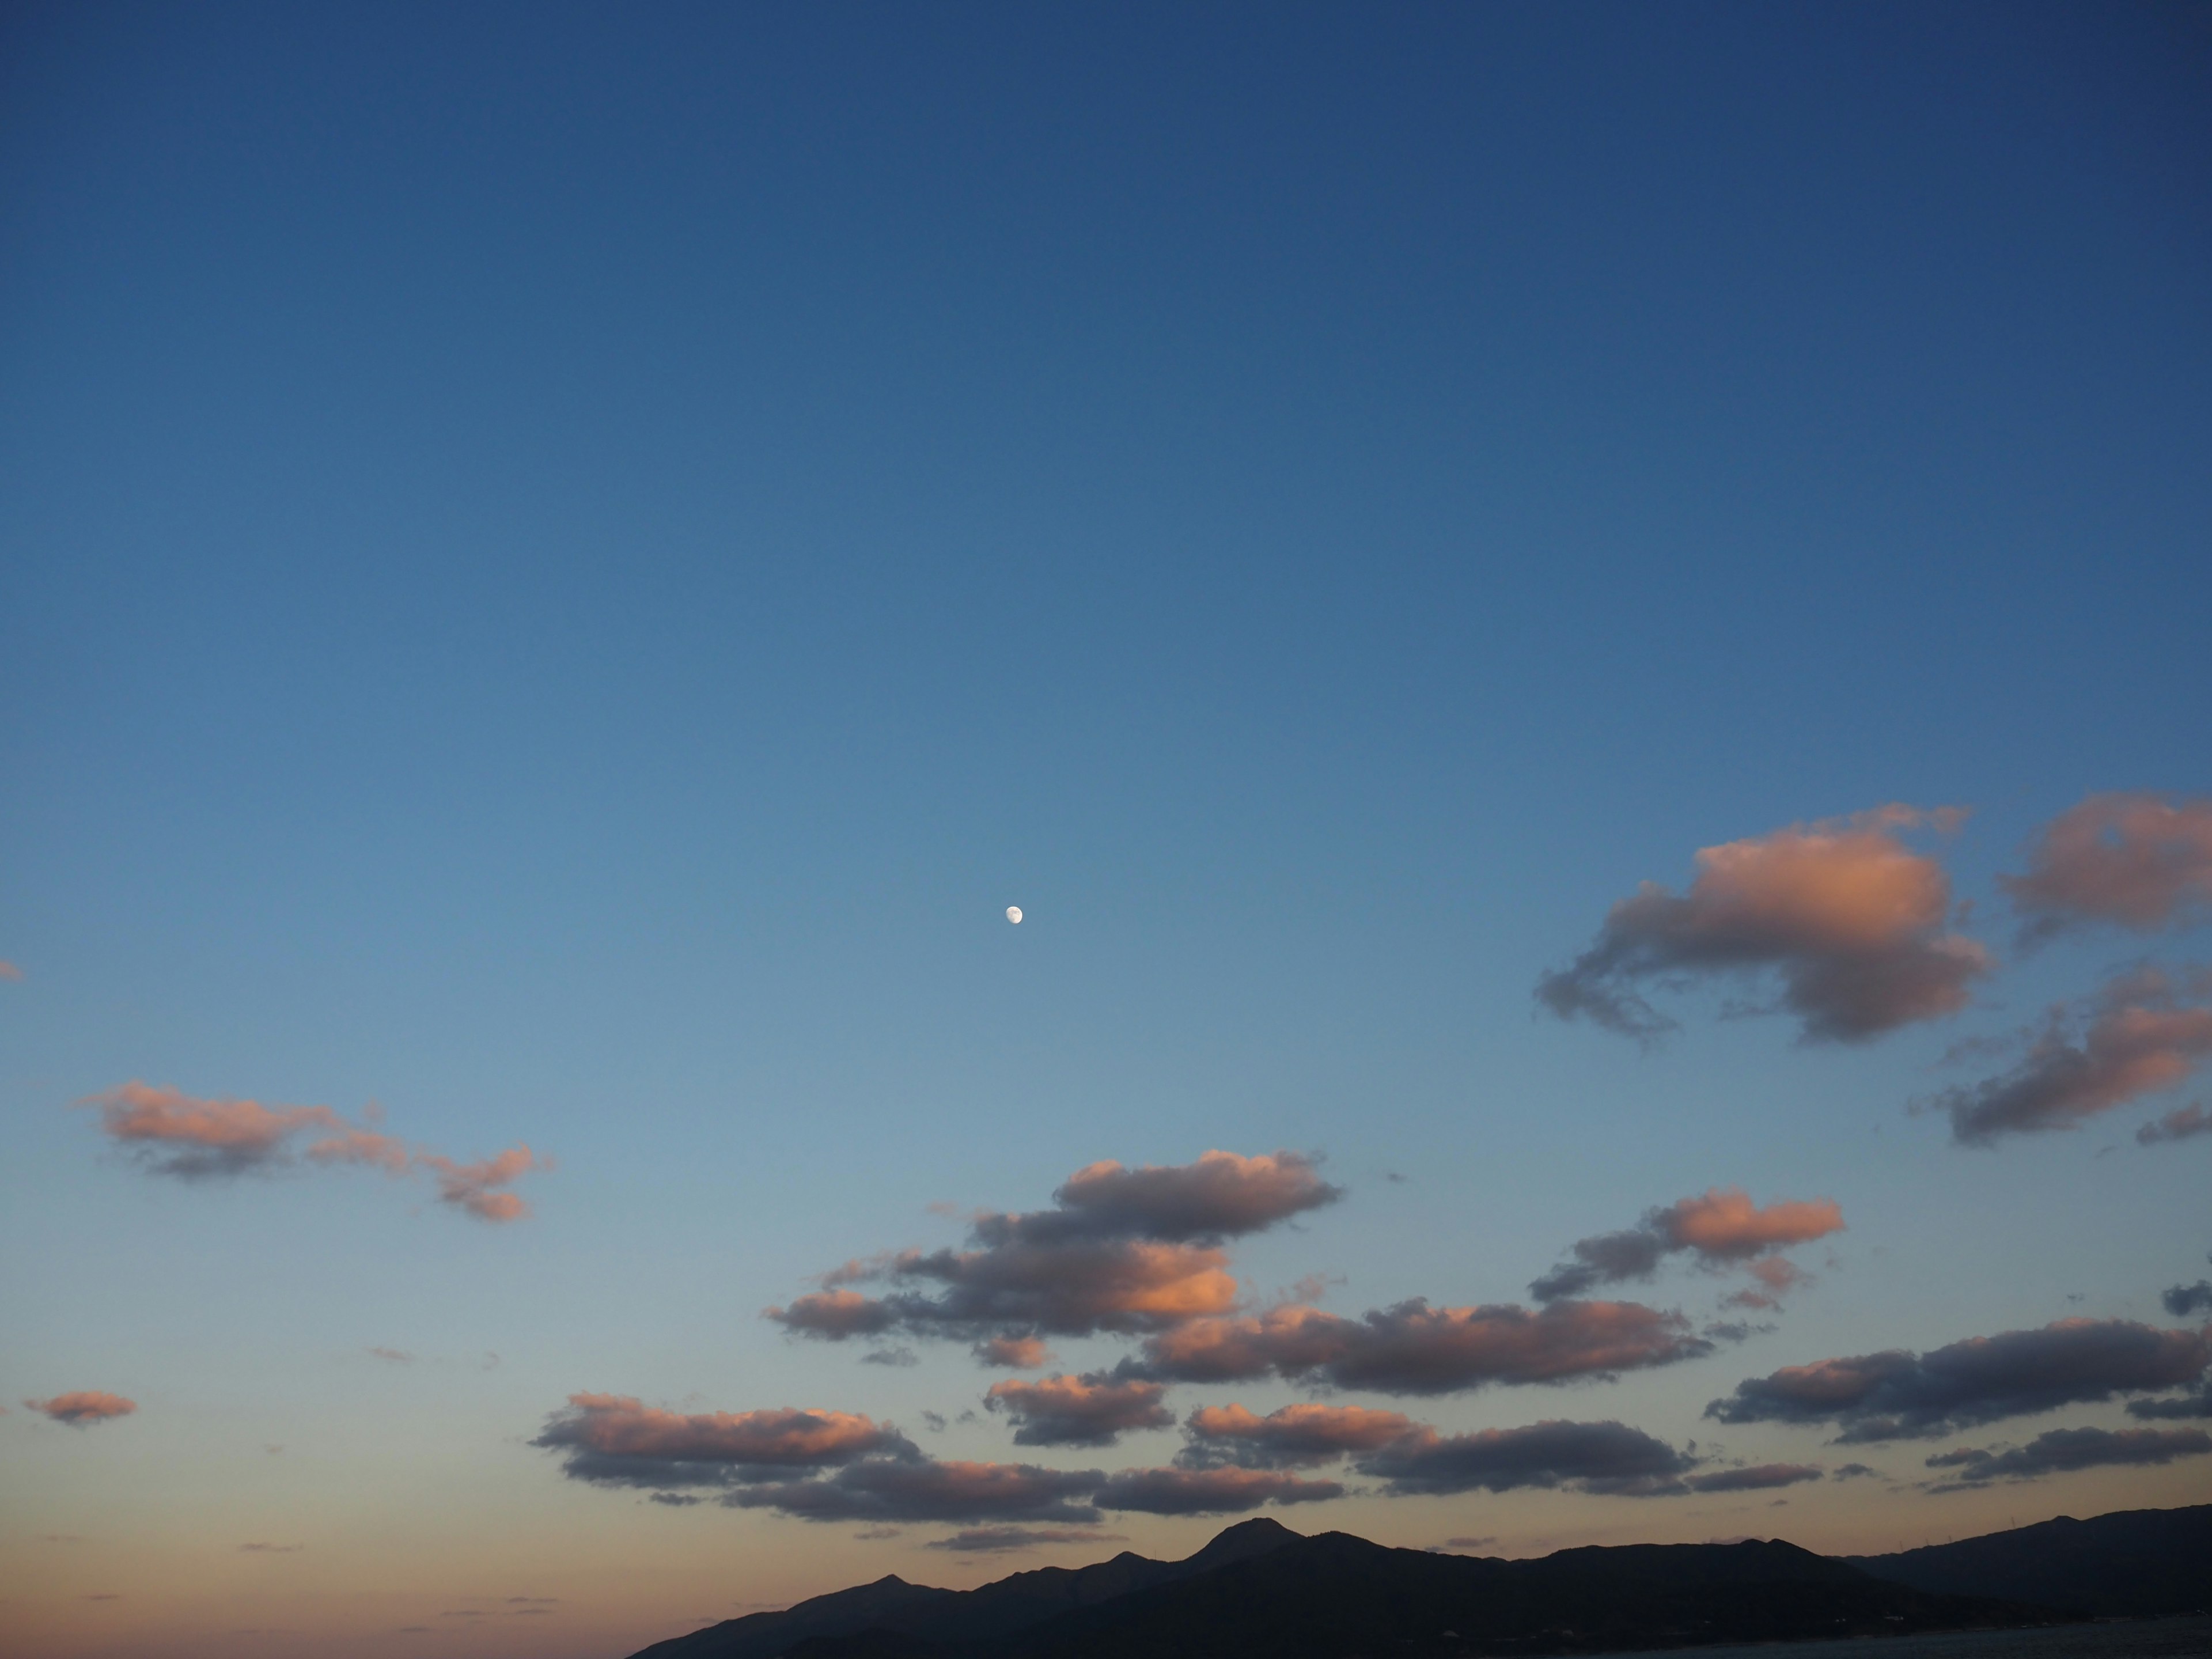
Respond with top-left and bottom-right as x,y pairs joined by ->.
1537,806 -> 1989,1044
1705,1318 -> 2211,1441
1924,1425 -> 2211,1488
984,1373 -> 1175,1447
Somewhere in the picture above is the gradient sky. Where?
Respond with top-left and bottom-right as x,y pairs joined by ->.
5,4 -> 2211,1657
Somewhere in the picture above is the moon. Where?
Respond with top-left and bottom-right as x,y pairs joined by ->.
1006,906 -> 1023,925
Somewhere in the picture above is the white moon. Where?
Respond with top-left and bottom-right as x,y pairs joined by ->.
1006,906 -> 1023,924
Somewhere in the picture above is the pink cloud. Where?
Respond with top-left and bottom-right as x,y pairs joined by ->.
26,1391 -> 137,1426
2138,1103 -> 2212,1146
984,1373 -> 1173,1447
78,1082 -> 548,1221
532,1395 -> 910,1490
1139,1297 -> 1708,1394
1934,968 -> 2212,1145
2004,793 -> 2212,939
974,1336 -> 1054,1369
1539,805 -> 1990,1043
1531,1187 -> 1843,1304
0,960 -> 22,981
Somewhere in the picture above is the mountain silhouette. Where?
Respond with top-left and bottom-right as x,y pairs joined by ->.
628,1509 -> 2113,1658
1850,1502 -> 2212,1618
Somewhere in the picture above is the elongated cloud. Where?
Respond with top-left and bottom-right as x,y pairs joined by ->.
2003,793 -> 2212,940
1684,1462 -> 1824,1493
1358,1419 -> 1695,1498
767,1152 -> 1335,1351
984,1373 -> 1173,1447
1090,1467 -> 1343,1515
1925,1425 -> 2211,1487
727,1459 -> 1108,1524
26,1392 -> 137,1426
532,1395 -> 913,1489
1933,969 -> 2212,1146
1531,1188 -> 1843,1304
1135,1298 -> 1709,1395
1538,806 -> 1989,1043
77,1082 -> 548,1221
1705,1318 -> 2212,1442
2138,1104 -> 2212,1145
1179,1403 -> 1416,1468
2127,1387 -> 2212,1420
925,1528 -> 1127,1553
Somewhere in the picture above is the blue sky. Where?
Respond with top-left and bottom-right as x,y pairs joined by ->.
3,5 -> 2210,1656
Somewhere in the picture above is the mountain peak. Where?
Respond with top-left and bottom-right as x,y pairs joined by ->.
1186,1516 -> 1302,1568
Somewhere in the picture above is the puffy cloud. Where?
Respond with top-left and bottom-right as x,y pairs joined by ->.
1683,1463 -> 1824,1493
1531,1188 -> 1843,1304
925,1528 -> 1126,1553
1537,807 -> 1989,1044
1137,1298 -> 1709,1395
25,1391 -> 137,1426
766,1152 -> 1331,1351
1705,1318 -> 2212,1442
1089,1467 -> 1344,1515
1926,1425 -> 2212,1487
726,1459 -> 1107,1525
2003,794 -> 2212,940
1357,1419 -> 1695,1498
1179,1402 -> 1417,1468
1933,969 -> 2212,1146
2165,1279 -> 2212,1319
2137,1104 -> 2212,1145
78,1082 -> 547,1221
975,1336 -> 1053,1369
984,1374 -> 1174,1447
532,1395 -> 911,1490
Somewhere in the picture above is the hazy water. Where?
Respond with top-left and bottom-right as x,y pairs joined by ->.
1583,1621 -> 2212,1659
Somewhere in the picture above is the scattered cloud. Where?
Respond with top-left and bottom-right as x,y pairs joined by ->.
2003,794 -> 2212,941
238,1543 -> 302,1554
1438,1536 -> 1497,1550
1135,1297 -> 1710,1394
1705,1317 -> 2211,1441
1537,806 -> 1988,1044
1090,1466 -> 1344,1514
532,1395 -> 913,1490
2138,1104 -> 2212,1145
2164,1281 -> 2212,1318
25,1391 -> 136,1426
984,1373 -> 1173,1447
1830,1463 -> 1886,1480
2127,1383 -> 2212,1421
368,1347 -> 415,1364
1931,968 -> 2212,1146
859,1347 -> 920,1368
768,1152 -> 1337,1353
975,1336 -> 1053,1369
77,1082 -> 549,1221
1530,1188 -> 1843,1304
1683,1462 -> 1824,1493
925,1528 -> 1124,1552
1358,1419 -> 1696,1498
1926,1425 -> 2212,1488
1179,1402 -> 1416,1468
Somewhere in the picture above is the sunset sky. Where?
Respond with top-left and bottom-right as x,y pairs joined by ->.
3,5 -> 2210,1657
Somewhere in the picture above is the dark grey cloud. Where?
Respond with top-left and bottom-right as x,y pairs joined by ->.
1705,1319 -> 2211,1442
1683,1463 -> 1824,1493
2127,1385 -> 2212,1421
1933,968 -> 2212,1146
1357,1419 -> 1696,1498
1925,1425 -> 2212,1488
2164,1281 -> 2212,1319
1134,1298 -> 1711,1395
1529,1188 -> 1843,1303
1830,1463 -> 1885,1481
983,1373 -> 1173,1448
766,1152 -> 1335,1350
1089,1467 -> 1344,1516
1176,1403 -> 1416,1469
726,1459 -> 1107,1525
1537,808 -> 1988,1044
924,1528 -> 1126,1554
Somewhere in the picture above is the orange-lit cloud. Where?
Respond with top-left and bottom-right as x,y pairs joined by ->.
2004,793 -> 2212,940
768,1150 -> 1333,1351
532,1395 -> 911,1489
78,1082 -> 548,1221
984,1373 -> 1173,1447
1137,1297 -> 1708,1394
1181,1402 -> 1416,1467
1539,806 -> 1989,1043
1706,1317 -> 2211,1442
1531,1187 -> 1843,1304
975,1335 -> 1053,1369
26,1391 -> 137,1426
2136,1103 -> 2212,1146
1932,968 -> 2212,1145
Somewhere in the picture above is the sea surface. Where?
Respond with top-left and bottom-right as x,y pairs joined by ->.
1582,1622 -> 2212,1659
